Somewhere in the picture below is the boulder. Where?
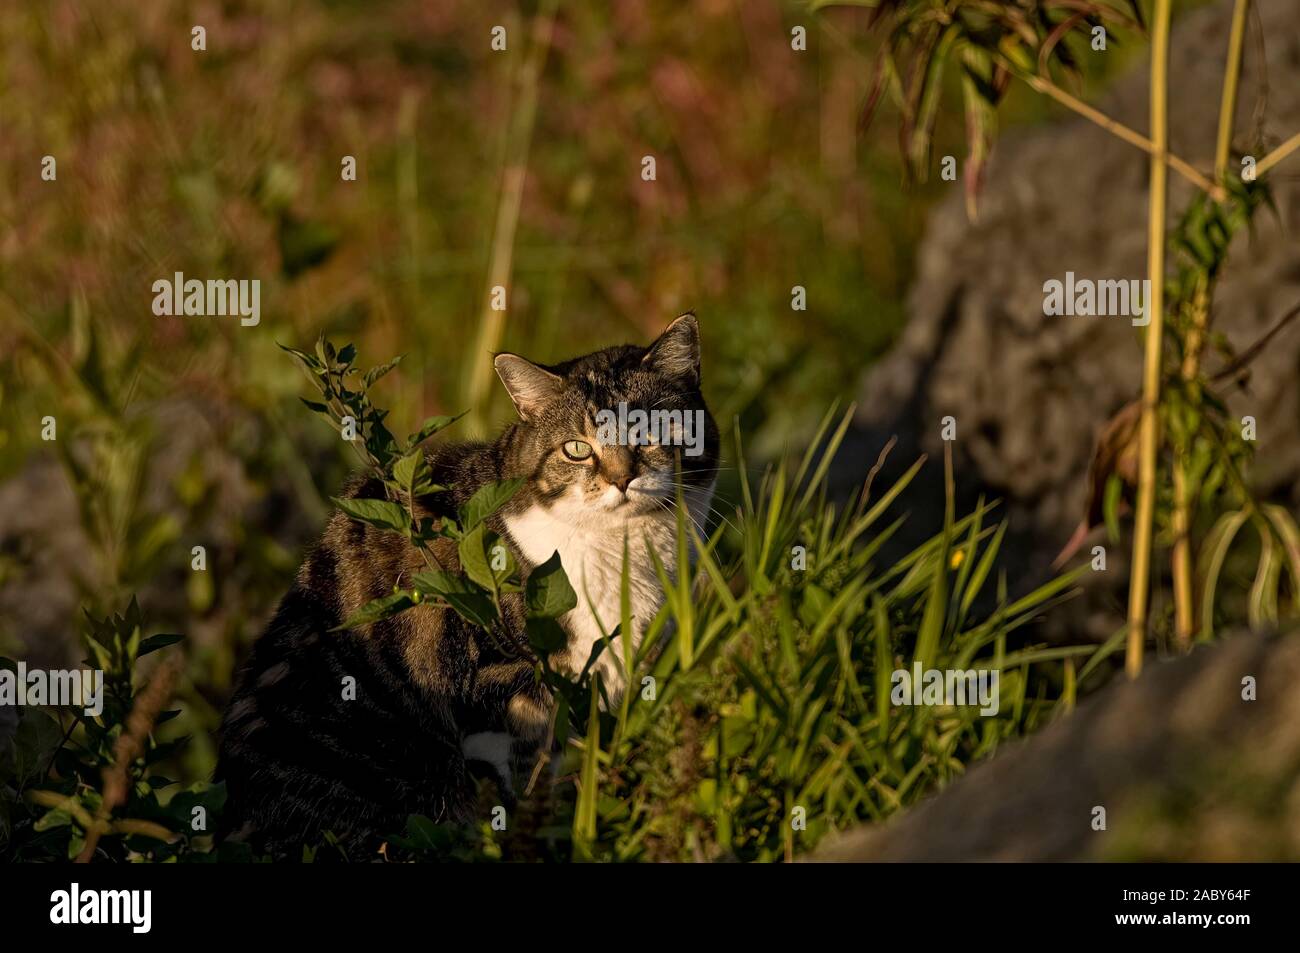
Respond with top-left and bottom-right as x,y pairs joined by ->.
850,0 -> 1300,642
813,629 -> 1300,861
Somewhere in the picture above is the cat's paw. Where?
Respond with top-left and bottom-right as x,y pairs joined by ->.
462,731 -> 514,789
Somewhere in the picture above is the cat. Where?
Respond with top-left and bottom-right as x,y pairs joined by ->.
215,314 -> 719,858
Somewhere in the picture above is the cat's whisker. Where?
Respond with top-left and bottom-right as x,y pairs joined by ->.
649,485 -> 740,540
680,495 -> 744,540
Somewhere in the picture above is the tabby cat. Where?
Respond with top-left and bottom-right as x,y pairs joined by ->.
216,315 -> 718,858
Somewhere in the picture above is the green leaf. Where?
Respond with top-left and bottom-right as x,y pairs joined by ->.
458,524 -> 500,593
1197,509 -> 1250,641
331,496 -> 410,535
277,342 -> 324,374
166,781 -> 227,830
12,709 -> 65,788
83,633 -> 112,674
458,478 -> 525,530
526,616 -> 569,654
138,633 -> 183,657
410,571 -> 497,629
913,450 -> 955,669
525,551 -> 577,619
331,592 -> 415,632
407,412 -> 465,448
315,335 -> 335,366
1248,523 -> 1280,629
1262,503 -> 1300,600
1103,474 -> 1123,545
35,807 -> 72,832
363,355 -> 404,388
872,597 -> 892,744
392,450 -> 431,498
389,814 -> 453,852
572,679 -> 602,855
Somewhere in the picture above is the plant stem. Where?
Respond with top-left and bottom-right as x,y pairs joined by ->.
1173,6 -> 1252,649
76,655 -> 182,862
1126,0 -> 1173,679
1257,130 -> 1300,178
1214,0 -> 1251,183
1171,281 -> 1210,650
1005,62 -> 1224,201
462,0 -> 558,433
1169,477 -> 1195,645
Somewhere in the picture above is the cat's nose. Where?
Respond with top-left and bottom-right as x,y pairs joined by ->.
602,447 -> 635,493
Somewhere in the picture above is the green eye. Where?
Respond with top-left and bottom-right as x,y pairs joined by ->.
562,440 -> 593,461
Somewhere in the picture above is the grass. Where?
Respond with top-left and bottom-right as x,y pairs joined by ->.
1,374 -> 1103,862
509,408 -> 1093,862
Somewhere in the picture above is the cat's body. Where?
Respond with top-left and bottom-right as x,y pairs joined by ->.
216,316 -> 717,858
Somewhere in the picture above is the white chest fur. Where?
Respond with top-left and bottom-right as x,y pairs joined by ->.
504,503 -> 679,701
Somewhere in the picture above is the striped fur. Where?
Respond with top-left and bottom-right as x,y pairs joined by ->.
216,317 -> 717,858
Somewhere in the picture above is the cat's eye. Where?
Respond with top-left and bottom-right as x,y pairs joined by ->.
562,440 -> 594,461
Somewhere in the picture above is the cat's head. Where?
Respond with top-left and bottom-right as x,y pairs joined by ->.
493,314 -> 719,531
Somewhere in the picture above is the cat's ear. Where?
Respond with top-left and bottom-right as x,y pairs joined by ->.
642,313 -> 701,388
494,353 -> 565,420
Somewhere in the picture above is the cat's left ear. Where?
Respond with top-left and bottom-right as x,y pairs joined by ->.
642,313 -> 701,388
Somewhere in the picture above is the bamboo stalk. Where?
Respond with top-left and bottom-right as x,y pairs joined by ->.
462,0 -> 558,433
1214,0 -> 1251,183
1009,65 -> 1224,201
1126,0 -> 1173,679
1257,130 -> 1300,178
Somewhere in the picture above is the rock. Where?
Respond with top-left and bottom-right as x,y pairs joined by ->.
812,629 -> 1300,861
850,0 -> 1300,642
0,397 -> 324,668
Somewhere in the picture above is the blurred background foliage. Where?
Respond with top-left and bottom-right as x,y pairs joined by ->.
0,1 -> 1147,795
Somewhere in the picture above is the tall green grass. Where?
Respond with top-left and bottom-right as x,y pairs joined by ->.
3,350 -> 1098,863
482,407 -> 1094,862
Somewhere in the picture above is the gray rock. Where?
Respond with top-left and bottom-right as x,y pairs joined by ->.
851,0 -> 1300,641
812,629 -> 1300,861
0,397 -> 325,668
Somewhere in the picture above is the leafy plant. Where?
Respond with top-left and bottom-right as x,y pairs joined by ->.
278,337 -> 575,660
1,600 -> 222,862
845,0 -> 1146,217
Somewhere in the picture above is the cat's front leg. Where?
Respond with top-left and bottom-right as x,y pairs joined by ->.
460,659 -> 553,797
461,730 -> 516,791
460,693 -> 553,797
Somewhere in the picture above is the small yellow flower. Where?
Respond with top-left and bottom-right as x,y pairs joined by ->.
949,549 -> 966,570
